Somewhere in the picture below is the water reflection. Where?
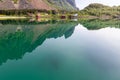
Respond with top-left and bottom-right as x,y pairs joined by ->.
0,19 -> 120,66
79,19 -> 120,30
0,19 -> 120,80
0,19 -> 77,65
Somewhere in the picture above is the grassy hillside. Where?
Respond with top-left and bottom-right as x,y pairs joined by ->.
79,3 -> 120,19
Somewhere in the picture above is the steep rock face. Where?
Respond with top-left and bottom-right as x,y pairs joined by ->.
19,0 -> 53,10
46,0 -> 77,11
66,0 -> 76,8
19,0 -> 34,9
0,0 -> 77,11
0,0 -> 15,10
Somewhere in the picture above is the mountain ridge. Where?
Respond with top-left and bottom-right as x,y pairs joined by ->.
0,0 -> 77,11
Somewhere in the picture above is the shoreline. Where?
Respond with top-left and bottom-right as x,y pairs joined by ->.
0,16 -> 27,20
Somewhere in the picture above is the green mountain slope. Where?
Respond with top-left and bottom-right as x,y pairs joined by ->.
79,3 -> 120,19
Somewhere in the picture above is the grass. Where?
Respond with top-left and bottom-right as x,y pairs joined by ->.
0,16 -> 27,20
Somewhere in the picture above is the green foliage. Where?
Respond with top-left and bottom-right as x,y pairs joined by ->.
0,19 -> 77,65
0,0 -> 18,3
79,19 -> 120,30
79,3 -> 120,19
12,0 -> 18,3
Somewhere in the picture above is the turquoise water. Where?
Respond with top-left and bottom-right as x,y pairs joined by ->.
0,20 -> 120,80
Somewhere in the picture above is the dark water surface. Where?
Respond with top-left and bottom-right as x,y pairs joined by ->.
0,19 -> 120,80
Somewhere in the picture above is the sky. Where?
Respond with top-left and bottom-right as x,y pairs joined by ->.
75,0 -> 120,10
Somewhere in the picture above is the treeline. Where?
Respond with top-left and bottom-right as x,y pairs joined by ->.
0,9 -> 57,16
79,3 -> 120,19
0,0 -> 19,3
0,9 -> 76,17
79,19 -> 120,30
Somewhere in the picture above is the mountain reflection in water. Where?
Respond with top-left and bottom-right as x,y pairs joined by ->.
0,19 -> 77,65
0,19 -> 120,65
0,19 -> 120,80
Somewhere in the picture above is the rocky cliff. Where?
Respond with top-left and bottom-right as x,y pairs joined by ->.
46,0 -> 77,11
0,0 -> 77,11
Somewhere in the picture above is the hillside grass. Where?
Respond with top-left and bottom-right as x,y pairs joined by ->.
79,3 -> 120,19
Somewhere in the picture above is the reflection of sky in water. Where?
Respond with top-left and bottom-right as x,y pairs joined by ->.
75,24 -> 120,68
1,24 -> 120,80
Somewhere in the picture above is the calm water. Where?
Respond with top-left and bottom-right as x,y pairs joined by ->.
0,19 -> 120,80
